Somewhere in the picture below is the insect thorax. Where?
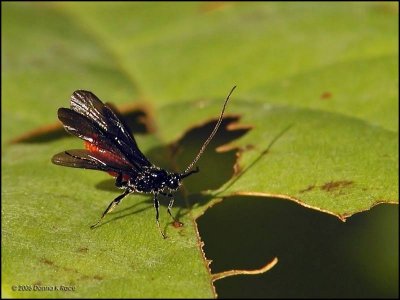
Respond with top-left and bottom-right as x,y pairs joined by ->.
130,168 -> 181,194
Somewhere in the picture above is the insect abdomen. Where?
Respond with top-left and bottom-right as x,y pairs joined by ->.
84,141 -> 131,181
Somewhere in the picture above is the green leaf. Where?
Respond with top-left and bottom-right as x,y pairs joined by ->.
195,102 -> 397,219
2,2 -> 398,298
2,141 -> 214,298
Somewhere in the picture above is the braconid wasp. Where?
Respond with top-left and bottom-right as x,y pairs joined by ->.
52,86 -> 236,238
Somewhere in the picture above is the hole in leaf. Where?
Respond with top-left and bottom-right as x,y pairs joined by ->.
197,196 -> 398,298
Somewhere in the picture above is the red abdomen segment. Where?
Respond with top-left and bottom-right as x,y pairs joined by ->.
84,141 -> 131,181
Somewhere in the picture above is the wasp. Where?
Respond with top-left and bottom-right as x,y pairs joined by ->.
52,86 -> 236,238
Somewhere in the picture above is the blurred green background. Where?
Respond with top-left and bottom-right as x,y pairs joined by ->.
2,2 -> 398,298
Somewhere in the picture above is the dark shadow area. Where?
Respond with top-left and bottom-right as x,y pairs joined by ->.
11,106 -> 151,144
95,178 -> 120,192
197,196 -> 399,298
146,116 -> 251,194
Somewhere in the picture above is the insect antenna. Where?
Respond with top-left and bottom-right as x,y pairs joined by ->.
182,86 -> 236,176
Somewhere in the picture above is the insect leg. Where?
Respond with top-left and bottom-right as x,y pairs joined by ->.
166,194 -> 176,221
154,193 -> 166,239
160,192 -> 184,227
90,189 -> 131,229
115,173 -> 128,188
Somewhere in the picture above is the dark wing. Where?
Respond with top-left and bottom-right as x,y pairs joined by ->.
59,90 -> 152,170
52,149 -> 137,176
58,108 -> 135,169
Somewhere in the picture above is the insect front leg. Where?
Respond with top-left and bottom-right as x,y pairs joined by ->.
153,193 -> 166,239
90,188 -> 131,229
166,193 -> 175,221
160,192 -> 184,227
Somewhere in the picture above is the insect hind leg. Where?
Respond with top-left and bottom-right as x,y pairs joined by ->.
154,193 -> 166,239
90,188 -> 131,229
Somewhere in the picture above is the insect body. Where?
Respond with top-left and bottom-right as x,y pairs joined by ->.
52,87 -> 236,238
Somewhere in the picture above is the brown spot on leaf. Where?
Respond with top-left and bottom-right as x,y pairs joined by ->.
77,247 -> 89,253
173,220 -> 184,228
62,266 -> 80,274
321,180 -> 353,192
320,91 -> 332,100
41,258 -> 54,266
299,185 -> 316,193
245,144 -> 255,150
40,257 -> 104,282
